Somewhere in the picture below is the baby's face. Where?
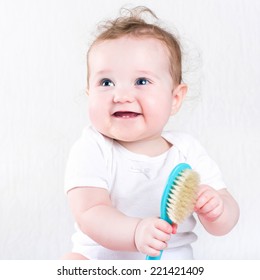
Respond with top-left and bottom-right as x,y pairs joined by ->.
87,36 -> 177,143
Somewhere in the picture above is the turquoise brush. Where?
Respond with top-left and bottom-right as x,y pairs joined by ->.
146,163 -> 199,260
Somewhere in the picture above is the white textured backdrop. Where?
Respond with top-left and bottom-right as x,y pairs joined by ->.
0,0 -> 259,259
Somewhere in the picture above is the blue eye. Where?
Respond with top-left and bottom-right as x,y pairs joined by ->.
100,79 -> 114,87
135,78 -> 150,86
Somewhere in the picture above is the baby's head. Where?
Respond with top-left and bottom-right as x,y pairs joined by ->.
87,6 -> 182,89
86,7 -> 187,145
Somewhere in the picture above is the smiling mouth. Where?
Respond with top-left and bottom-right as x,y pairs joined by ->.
112,111 -> 141,118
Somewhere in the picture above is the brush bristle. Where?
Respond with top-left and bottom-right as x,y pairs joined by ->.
166,169 -> 199,224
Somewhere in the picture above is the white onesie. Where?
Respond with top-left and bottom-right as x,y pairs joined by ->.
64,126 -> 226,260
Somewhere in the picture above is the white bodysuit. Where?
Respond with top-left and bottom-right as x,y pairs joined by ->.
64,126 -> 226,259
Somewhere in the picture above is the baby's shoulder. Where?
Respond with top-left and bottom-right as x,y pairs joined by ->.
71,126 -> 113,157
163,130 -> 200,146
80,126 -> 112,145
163,130 -> 206,156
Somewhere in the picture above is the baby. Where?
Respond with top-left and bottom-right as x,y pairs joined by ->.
62,6 -> 239,260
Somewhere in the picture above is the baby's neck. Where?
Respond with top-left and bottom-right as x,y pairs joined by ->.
116,136 -> 172,157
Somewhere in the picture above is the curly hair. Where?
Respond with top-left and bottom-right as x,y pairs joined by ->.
87,6 -> 182,87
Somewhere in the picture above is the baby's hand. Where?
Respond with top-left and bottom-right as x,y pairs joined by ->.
134,217 -> 172,257
194,185 -> 224,222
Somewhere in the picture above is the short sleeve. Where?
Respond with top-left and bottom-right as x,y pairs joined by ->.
64,127 -> 110,193
170,132 -> 227,190
186,136 -> 227,190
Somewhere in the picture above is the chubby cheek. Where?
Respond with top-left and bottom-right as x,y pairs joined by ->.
88,96 -> 109,130
142,95 -> 173,125
88,104 -> 97,126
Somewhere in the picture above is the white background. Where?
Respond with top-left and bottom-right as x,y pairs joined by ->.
0,0 -> 259,259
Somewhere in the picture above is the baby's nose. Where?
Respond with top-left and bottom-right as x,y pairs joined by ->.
113,89 -> 135,103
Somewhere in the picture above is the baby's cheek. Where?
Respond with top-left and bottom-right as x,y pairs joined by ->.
88,99 -> 107,128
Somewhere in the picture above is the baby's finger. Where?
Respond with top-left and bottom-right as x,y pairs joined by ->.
148,238 -> 167,252
195,190 -> 214,210
155,219 -> 172,234
204,203 -> 223,221
145,247 -> 161,258
196,197 -> 219,214
153,229 -> 171,242
197,185 -> 212,197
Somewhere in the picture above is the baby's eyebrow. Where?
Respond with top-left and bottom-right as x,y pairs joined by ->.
94,69 -> 112,76
89,69 -> 113,81
136,70 -> 159,79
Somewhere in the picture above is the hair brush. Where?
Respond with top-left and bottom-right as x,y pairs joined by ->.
146,163 -> 199,260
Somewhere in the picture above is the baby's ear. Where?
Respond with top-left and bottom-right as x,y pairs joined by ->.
171,84 -> 187,115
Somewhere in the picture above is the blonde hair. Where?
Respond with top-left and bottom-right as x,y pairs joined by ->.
87,6 -> 182,88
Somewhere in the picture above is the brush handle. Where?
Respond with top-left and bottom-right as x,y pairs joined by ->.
146,251 -> 163,260
145,163 -> 191,260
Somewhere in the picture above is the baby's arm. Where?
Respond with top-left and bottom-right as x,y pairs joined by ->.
194,185 -> 239,235
67,187 -> 172,256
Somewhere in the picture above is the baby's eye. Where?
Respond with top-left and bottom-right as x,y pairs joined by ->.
135,78 -> 150,86
100,79 -> 114,87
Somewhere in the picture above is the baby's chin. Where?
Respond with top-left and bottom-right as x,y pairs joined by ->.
97,128 -> 142,143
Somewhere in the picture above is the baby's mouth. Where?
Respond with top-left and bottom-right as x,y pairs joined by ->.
112,111 -> 141,118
